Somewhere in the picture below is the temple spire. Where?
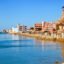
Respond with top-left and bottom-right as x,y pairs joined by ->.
59,6 -> 64,23
61,6 -> 64,18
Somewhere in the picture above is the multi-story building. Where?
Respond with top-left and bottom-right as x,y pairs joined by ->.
42,22 -> 56,33
12,27 -> 19,33
17,24 -> 27,32
34,23 -> 42,31
42,22 -> 57,38
11,24 -> 27,33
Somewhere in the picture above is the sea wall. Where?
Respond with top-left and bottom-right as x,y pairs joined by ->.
8,31 -> 64,42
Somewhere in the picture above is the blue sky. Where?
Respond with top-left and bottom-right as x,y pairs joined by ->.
0,0 -> 64,29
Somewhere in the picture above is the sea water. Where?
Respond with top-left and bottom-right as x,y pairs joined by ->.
0,34 -> 64,64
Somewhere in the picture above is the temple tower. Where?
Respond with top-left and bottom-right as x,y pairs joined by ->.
61,6 -> 64,19
59,6 -> 64,23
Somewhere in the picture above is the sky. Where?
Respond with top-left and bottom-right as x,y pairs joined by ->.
0,0 -> 64,29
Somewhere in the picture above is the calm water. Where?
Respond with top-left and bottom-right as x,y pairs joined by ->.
0,34 -> 64,64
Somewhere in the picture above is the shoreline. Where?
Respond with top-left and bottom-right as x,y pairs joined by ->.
8,32 -> 64,43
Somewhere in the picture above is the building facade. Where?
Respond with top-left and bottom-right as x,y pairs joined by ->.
42,22 -> 56,33
34,23 -> 42,31
12,27 -> 19,33
17,24 -> 27,32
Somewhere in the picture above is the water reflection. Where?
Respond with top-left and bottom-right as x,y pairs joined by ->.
0,34 -> 64,64
11,35 -> 64,63
11,35 -> 22,40
58,42 -> 64,62
33,39 -> 64,63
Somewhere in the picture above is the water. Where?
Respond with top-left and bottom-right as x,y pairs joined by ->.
0,34 -> 64,64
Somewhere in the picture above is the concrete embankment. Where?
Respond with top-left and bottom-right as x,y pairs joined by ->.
8,32 -> 64,42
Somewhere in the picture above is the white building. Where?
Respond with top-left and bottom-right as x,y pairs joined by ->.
12,27 -> 19,33
11,24 -> 27,33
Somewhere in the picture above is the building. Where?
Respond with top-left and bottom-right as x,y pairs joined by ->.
42,22 -> 56,33
34,23 -> 42,31
12,27 -> 19,33
21,25 -> 27,32
17,24 -> 27,32
9,24 -> 27,33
